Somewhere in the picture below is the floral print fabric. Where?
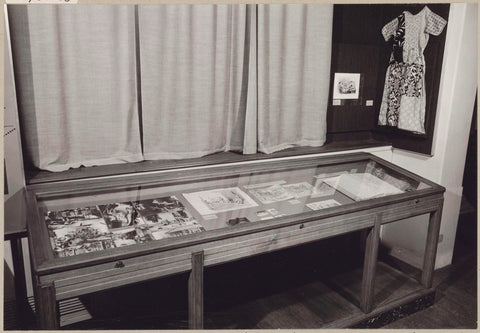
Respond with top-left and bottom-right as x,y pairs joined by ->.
383,62 -> 424,126
378,6 -> 446,134
391,13 -> 406,63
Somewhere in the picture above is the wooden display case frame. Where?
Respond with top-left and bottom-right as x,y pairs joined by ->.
25,152 -> 444,329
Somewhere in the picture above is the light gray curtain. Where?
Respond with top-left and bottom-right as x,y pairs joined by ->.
255,4 -> 333,153
9,5 -> 142,172
138,5 -> 250,160
10,4 -> 333,172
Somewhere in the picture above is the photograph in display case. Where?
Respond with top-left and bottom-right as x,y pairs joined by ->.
99,202 -> 143,229
44,196 -> 207,257
45,207 -> 114,257
183,187 -> 258,215
110,227 -> 155,247
134,196 -> 191,224
147,221 -> 206,240
282,182 -> 313,198
134,196 -> 206,240
111,228 -> 141,247
45,206 -> 104,226
306,199 -> 341,211
248,184 -> 294,204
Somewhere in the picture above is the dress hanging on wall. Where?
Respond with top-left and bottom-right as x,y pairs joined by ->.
378,6 -> 447,134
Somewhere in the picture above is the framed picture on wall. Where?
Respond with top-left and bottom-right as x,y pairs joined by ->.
332,73 -> 361,99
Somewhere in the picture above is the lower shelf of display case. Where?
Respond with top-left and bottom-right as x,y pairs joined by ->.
6,261 -> 432,329
203,261 -> 433,329
4,296 -> 93,329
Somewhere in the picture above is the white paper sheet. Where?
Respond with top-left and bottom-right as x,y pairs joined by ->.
248,184 -> 294,204
323,173 -> 404,201
183,187 -> 258,215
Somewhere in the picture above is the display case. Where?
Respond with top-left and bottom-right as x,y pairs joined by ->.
26,152 -> 444,329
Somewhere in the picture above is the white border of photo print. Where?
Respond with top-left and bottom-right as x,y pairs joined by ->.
332,73 -> 361,100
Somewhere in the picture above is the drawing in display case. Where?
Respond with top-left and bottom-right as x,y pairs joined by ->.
26,152 -> 444,329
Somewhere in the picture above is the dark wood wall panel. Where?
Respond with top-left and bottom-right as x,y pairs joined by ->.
327,44 -> 381,132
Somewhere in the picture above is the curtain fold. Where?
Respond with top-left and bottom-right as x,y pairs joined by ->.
9,5 -> 142,172
242,4 -> 258,155
138,5 -> 250,160
255,4 -> 333,153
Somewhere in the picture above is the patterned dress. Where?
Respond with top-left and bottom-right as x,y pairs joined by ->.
378,6 -> 447,134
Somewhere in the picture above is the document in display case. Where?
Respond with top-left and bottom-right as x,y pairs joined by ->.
26,152 -> 444,329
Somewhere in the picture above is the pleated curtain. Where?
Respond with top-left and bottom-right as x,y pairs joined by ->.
255,4 -> 333,154
9,4 -> 333,171
138,5 -> 250,160
9,5 -> 142,172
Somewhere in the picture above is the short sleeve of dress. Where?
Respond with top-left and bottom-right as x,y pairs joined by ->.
382,18 -> 398,41
424,6 -> 447,36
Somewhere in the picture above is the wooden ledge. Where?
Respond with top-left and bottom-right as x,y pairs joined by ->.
26,137 -> 390,185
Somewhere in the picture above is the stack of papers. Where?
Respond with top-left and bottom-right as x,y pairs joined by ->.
322,173 -> 404,201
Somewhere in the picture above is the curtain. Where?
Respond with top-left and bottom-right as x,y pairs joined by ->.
255,4 -> 333,153
9,4 -> 333,172
8,5 -> 142,172
138,5 -> 251,160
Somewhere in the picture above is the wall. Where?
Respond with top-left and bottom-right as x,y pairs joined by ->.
4,9 -> 32,298
381,3 -> 477,269
4,7 -> 25,203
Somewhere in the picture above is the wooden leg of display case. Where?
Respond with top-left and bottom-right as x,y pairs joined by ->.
421,205 -> 443,288
188,251 -> 204,329
34,281 -> 59,330
10,237 -> 28,328
359,213 -> 382,313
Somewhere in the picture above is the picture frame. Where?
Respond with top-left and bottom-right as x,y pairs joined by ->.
332,73 -> 361,100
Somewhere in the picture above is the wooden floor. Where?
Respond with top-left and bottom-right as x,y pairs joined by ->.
4,213 -> 477,330
383,211 -> 477,329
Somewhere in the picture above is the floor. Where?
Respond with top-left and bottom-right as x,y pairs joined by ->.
383,210 -> 477,329
4,212 -> 476,330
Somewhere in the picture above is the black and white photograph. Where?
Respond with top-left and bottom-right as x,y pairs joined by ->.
45,208 -> 114,258
147,220 -> 206,240
183,187 -> 258,215
306,199 -> 341,211
332,73 -> 361,99
3,2 -> 476,331
133,196 -> 206,239
99,202 -> 143,229
45,205 -> 156,257
282,182 -> 313,198
45,206 -> 104,227
248,184 -> 294,204
133,196 -> 191,225
52,236 -> 116,258
111,228 -> 139,247
111,227 -> 154,247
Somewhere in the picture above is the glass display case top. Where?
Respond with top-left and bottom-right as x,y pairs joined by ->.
37,158 -> 430,258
